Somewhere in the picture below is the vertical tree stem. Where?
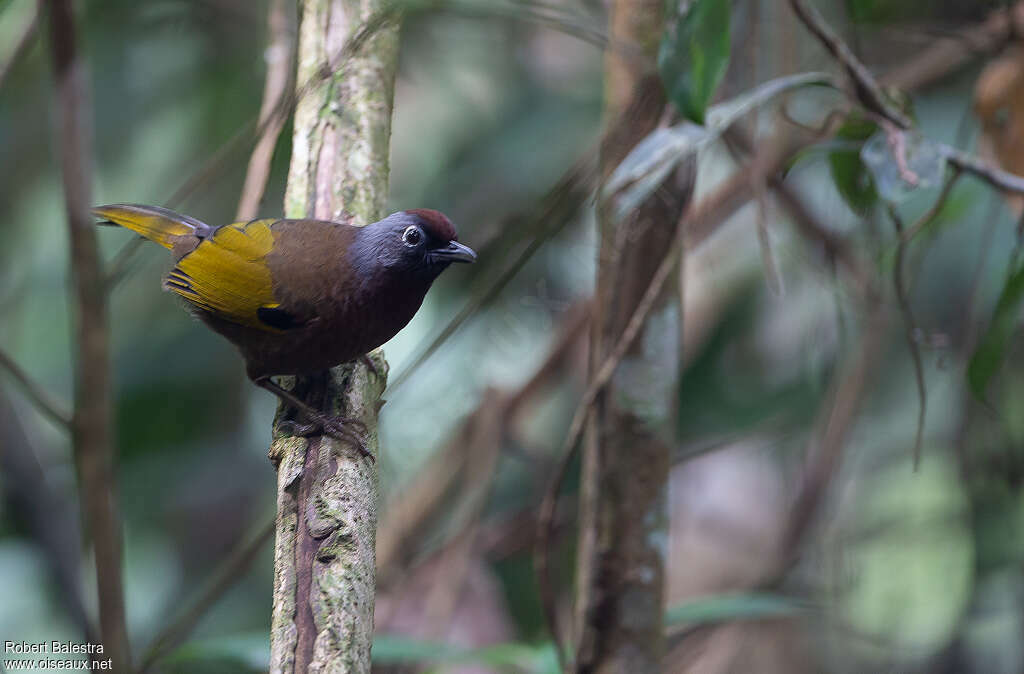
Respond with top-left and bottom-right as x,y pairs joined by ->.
48,0 -> 130,670
269,0 -> 398,672
235,0 -> 297,222
572,0 -> 693,671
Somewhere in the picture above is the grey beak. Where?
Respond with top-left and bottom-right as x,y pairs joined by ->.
432,240 -> 477,264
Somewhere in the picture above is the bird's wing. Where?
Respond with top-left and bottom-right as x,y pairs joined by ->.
164,219 -> 307,332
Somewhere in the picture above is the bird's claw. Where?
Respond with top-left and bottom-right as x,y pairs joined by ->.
359,354 -> 381,379
277,419 -> 316,436
278,416 -> 373,463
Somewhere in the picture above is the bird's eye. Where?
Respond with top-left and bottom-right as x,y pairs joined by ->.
402,226 -> 423,246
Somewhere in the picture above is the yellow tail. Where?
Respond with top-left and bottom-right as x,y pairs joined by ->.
92,204 -> 212,250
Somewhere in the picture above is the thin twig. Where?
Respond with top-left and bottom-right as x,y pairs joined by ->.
753,173 -> 783,295
538,226 -> 683,667
418,390 -> 504,636
0,0 -> 41,91
778,297 -> 887,564
879,2 -> 1023,92
901,167 -> 963,242
137,517 -> 275,673
0,348 -> 71,427
723,126 -> 864,284
166,2 -> 401,211
788,0 -> 911,129
105,236 -> 146,289
235,0 -> 296,222
504,301 -> 592,423
165,0 -> 606,219
377,302 -> 589,582
48,0 -> 130,669
725,124 -> 870,301
788,0 -> 1024,201
889,208 -> 926,470
114,0 -> 606,287
165,117 -> 261,210
940,143 -> 1024,196
537,226 -> 683,668
101,0 -> 400,288
771,175 -> 867,286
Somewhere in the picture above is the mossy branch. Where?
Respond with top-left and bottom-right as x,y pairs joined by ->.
269,0 -> 399,671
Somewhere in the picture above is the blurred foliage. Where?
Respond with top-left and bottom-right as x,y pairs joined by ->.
658,0 -> 731,124
829,117 -> 879,214
845,0 -> 1004,24
4,0 -> 1024,672
969,253 -> 1024,403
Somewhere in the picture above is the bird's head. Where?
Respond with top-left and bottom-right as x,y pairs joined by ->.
354,209 -> 476,282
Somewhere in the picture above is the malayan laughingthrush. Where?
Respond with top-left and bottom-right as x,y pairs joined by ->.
94,204 -> 476,457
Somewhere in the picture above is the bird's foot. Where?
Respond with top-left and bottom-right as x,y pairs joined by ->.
359,354 -> 381,379
257,375 -> 373,462
278,414 -> 373,462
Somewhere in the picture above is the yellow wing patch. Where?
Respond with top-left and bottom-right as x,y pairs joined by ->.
164,219 -> 281,330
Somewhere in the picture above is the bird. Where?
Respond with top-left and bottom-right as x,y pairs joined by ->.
93,204 -> 476,457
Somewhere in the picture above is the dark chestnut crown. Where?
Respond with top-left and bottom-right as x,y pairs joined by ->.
405,209 -> 458,242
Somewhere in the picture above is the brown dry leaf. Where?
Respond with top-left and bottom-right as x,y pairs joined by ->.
975,46 -> 1024,214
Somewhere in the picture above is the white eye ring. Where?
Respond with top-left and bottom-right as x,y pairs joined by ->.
402,225 -> 423,246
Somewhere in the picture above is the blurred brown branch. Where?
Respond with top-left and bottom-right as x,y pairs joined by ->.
777,298 -> 888,568
572,44 -> 694,667
137,517 -> 275,673
0,348 -> 71,428
880,2 -> 1024,92
888,166 -> 963,471
235,0 -> 296,222
167,1 -> 400,212
377,300 -> 590,583
165,0 -> 610,217
788,0 -> 911,129
901,167 -> 963,242
789,0 -> 1024,197
941,143 -> 1024,195
889,209 -> 926,470
722,125 -> 866,286
417,389 -> 505,636
48,0 -> 130,670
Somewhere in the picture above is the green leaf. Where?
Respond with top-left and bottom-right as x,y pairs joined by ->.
828,118 -> 879,214
659,0 -> 732,124
968,258 -> 1024,401
665,592 -> 806,627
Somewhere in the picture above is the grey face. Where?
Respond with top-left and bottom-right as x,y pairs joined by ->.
351,212 -> 476,283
